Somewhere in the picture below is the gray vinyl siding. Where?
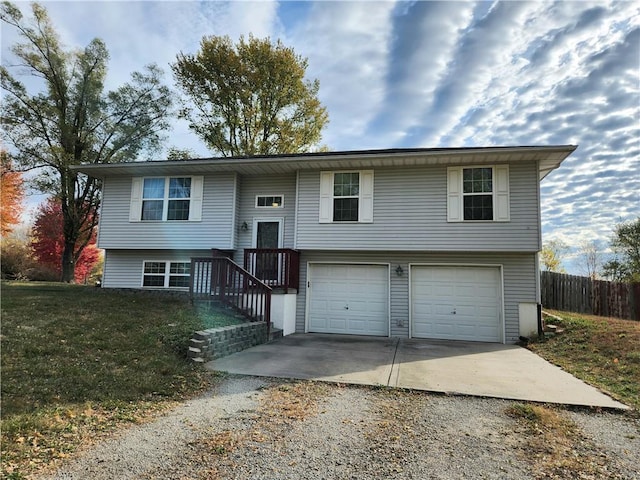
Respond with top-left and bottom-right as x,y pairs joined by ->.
102,249 -> 211,289
98,174 -> 237,250
233,174 -> 297,264
297,251 -> 536,343
295,162 -> 540,252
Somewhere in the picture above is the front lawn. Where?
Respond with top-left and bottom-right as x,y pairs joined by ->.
0,282 -> 239,479
529,310 -> 640,411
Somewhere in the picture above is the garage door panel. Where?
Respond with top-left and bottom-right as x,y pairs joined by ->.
309,264 -> 389,336
438,270 -> 457,282
477,325 -> 499,337
434,303 -> 455,315
457,325 -> 476,336
412,266 -> 502,342
475,305 -> 499,317
329,318 -> 347,330
432,285 -> 452,296
433,321 -> 454,336
455,305 -> 477,316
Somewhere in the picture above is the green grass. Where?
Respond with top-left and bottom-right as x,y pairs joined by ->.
529,310 -> 640,411
0,282 -> 242,478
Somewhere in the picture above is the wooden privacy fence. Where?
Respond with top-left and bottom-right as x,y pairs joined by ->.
540,271 -> 640,321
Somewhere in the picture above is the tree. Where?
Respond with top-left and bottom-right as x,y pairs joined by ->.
31,197 -> 100,283
166,147 -> 197,160
578,239 -> 601,280
540,239 -> 568,272
602,217 -> 640,282
1,2 -> 172,282
0,150 -> 24,235
172,35 -> 328,157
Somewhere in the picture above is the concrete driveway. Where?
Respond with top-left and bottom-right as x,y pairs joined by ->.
207,333 -> 628,410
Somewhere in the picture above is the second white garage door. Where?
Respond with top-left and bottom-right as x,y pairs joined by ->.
411,266 -> 502,342
308,264 -> 389,336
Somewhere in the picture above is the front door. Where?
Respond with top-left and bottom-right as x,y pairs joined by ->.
256,221 -> 280,249
253,218 -> 283,281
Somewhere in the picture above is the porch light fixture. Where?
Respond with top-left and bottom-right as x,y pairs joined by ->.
395,265 -> 404,276
241,221 -> 249,231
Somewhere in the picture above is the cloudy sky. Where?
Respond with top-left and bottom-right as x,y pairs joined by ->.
2,1 -> 639,274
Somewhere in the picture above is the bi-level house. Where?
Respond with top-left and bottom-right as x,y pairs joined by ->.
75,145 -> 576,344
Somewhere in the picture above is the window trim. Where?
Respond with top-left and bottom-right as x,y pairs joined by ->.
130,176 -> 203,222
141,260 -> 191,289
319,170 -> 374,223
255,194 -> 284,209
447,165 -> 510,222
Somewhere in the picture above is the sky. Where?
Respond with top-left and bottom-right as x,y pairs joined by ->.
2,0 -> 639,274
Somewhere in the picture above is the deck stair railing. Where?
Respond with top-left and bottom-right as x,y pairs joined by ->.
190,256 -> 272,332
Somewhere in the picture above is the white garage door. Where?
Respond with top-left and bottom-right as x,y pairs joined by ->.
411,266 -> 502,342
308,264 -> 389,336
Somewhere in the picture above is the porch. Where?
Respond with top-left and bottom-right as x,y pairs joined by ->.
189,249 -> 300,334
243,248 -> 299,293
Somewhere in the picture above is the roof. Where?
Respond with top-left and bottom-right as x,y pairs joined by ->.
72,145 -> 577,180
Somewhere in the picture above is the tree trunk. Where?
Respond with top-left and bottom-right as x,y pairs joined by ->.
61,240 -> 76,283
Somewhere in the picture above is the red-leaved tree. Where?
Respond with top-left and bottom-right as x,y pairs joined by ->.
32,198 -> 100,283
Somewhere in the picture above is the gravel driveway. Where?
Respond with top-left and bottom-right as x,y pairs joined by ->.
38,376 -> 639,480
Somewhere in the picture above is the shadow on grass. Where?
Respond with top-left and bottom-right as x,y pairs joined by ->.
1,282 -> 241,416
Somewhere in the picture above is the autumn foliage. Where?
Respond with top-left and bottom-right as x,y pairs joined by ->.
0,152 -> 24,235
31,198 -> 100,283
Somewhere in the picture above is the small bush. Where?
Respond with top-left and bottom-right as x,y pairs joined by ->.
28,264 -> 60,282
0,238 -> 37,280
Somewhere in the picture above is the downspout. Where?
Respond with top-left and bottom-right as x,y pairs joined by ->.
293,170 -> 300,250
536,159 -> 543,336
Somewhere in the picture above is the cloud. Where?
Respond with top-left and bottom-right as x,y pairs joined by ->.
286,1 -> 397,149
2,0 -> 639,274
363,1 -> 475,147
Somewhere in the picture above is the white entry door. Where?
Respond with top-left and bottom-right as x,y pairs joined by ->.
411,266 -> 502,342
308,264 -> 389,336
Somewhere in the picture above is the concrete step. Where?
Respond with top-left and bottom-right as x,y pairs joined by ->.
187,346 -> 202,359
269,328 -> 283,341
192,330 -> 212,341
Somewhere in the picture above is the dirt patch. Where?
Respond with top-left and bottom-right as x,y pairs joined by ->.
507,403 -> 631,479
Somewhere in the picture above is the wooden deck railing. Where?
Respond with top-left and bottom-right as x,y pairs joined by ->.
243,248 -> 300,293
190,256 -> 272,331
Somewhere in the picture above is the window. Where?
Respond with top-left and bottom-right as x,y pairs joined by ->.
141,177 -> 190,221
255,195 -> 284,208
143,261 -> 190,288
130,176 -> 203,222
447,165 -> 510,222
333,172 -> 359,221
319,170 -> 374,223
463,167 -> 493,220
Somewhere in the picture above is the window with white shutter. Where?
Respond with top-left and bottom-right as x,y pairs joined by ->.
447,166 -> 510,222
319,170 -> 374,223
130,176 -> 203,222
